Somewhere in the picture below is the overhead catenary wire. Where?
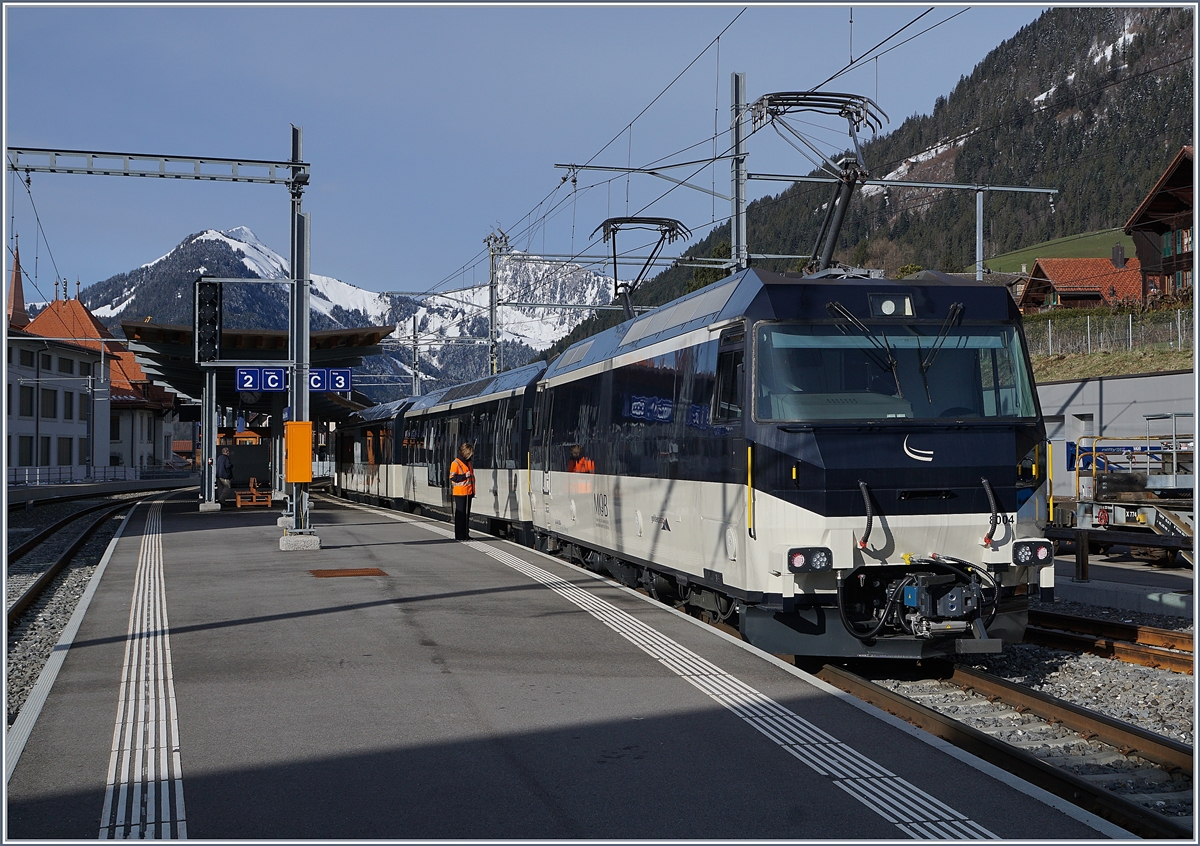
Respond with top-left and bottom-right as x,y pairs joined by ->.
411,9 -> 748,303
6,157 -> 63,304
403,9 -> 1180,370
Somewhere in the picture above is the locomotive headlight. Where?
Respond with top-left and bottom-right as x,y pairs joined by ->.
1012,540 -> 1053,566
869,293 -> 914,318
788,547 -> 832,573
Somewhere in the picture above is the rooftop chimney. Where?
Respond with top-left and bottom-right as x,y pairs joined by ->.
1112,243 -> 1126,268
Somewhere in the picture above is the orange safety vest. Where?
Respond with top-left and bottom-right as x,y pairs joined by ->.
567,456 -> 595,473
450,457 -> 475,496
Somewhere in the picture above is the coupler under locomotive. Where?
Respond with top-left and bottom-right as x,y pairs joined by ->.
741,549 -> 1046,660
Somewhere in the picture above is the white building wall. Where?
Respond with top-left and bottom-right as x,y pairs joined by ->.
109,406 -> 177,470
7,337 -> 109,482
1037,369 -> 1196,498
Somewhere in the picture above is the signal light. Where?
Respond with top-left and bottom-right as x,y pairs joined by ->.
194,278 -> 222,362
787,547 -> 832,573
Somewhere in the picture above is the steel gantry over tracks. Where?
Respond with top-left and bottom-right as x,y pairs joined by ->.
8,133 -> 322,539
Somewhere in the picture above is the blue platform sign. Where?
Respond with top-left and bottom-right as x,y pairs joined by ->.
262,368 -> 287,392
328,368 -> 352,391
235,367 -> 261,392
308,368 -> 328,391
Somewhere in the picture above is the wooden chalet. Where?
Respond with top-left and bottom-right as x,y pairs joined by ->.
1015,253 -> 1144,314
1124,145 -> 1194,299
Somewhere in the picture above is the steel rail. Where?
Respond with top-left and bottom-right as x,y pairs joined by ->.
1024,626 -> 1194,674
944,664 -> 1193,772
7,500 -> 124,564
6,502 -> 134,630
7,486 -> 173,512
814,663 -> 1193,840
1030,609 -> 1193,653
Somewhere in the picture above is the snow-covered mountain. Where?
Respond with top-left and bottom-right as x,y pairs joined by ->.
78,226 -> 620,400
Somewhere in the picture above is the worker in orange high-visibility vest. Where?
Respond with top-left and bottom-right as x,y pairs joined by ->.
567,444 -> 594,473
450,442 -> 476,540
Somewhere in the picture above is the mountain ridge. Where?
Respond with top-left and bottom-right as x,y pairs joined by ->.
63,226 -> 619,400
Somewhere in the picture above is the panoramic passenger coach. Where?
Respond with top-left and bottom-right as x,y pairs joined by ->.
336,362 -> 545,544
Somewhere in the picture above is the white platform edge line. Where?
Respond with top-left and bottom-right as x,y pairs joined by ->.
5,500 -> 143,784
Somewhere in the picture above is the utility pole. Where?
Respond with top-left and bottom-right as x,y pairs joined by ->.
284,124 -> 318,548
412,315 -> 420,397
730,72 -> 748,271
484,230 -> 508,375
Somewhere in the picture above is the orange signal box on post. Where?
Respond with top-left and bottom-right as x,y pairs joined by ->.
284,421 -> 313,483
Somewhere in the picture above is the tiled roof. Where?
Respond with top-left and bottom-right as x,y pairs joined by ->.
26,298 -> 174,410
24,299 -> 116,353
1018,257 -> 1143,307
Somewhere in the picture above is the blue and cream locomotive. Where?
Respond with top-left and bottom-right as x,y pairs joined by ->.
336,267 -> 1053,659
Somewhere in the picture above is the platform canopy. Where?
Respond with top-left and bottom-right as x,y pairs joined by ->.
121,321 -> 395,423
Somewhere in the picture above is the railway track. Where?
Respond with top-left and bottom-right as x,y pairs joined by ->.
7,486 -> 175,511
815,662 -> 1192,839
1027,609 -> 1194,674
6,500 -> 141,630
667,599 -> 1193,838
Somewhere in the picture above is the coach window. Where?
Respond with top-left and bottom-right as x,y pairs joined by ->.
380,424 -> 394,464
473,409 -> 493,468
712,348 -> 743,422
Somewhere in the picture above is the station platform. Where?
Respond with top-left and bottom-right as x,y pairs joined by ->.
1048,549 -> 1194,618
6,494 -> 1128,840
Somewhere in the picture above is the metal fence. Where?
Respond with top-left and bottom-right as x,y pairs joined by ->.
1024,309 -> 1193,356
7,465 -> 198,486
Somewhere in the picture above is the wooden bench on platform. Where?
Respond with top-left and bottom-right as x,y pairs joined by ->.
235,477 -> 272,508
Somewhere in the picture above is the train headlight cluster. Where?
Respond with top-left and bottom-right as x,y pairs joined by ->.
1012,540 -> 1053,566
788,547 -> 832,573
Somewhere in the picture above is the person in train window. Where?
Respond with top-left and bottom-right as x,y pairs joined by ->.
567,444 -> 594,473
450,442 -> 476,540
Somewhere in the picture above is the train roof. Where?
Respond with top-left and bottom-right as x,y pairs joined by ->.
406,360 -> 547,416
346,396 -> 416,424
543,268 -> 1018,381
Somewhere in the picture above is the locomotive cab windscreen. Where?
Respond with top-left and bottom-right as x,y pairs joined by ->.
753,320 -> 1038,423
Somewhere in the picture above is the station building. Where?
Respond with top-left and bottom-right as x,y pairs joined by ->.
7,247 -> 110,483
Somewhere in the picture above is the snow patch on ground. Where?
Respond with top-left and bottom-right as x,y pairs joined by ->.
93,293 -> 136,318
861,134 -> 969,198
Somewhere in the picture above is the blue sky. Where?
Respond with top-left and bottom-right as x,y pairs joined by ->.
5,4 -> 1048,301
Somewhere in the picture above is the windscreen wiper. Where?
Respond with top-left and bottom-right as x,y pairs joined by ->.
826,301 -> 903,399
915,303 -> 965,403
920,303 -> 965,374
